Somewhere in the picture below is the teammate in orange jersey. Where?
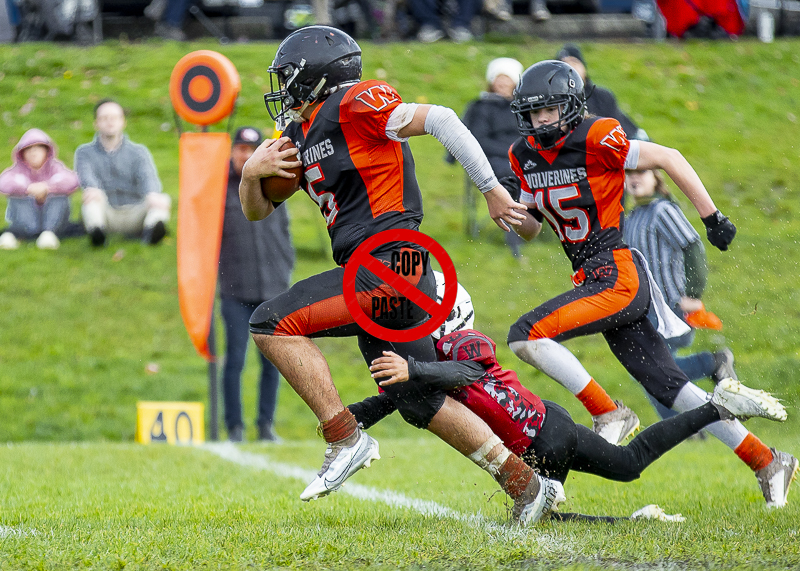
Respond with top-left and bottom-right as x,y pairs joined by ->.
238,26 -> 563,525
502,60 -> 797,508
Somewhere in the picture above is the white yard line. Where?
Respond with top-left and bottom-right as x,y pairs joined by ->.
0,525 -> 37,538
203,442 -> 571,546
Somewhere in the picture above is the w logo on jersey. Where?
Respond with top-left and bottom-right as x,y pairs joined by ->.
463,342 -> 482,360
355,84 -> 400,111
599,125 -> 628,151
523,160 -> 537,170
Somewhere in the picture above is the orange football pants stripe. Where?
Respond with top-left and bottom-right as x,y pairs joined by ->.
273,284 -> 396,336
529,249 -> 639,340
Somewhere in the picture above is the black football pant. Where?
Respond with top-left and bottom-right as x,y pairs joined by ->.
508,248 -> 690,408
250,250 -> 443,428
522,400 -> 721,483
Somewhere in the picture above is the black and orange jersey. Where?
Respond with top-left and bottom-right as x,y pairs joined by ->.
436,330 -> 547,456
283,79 -> 423,266
509,117 -> 633,271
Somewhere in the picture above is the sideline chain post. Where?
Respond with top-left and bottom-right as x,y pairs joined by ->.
170,50 -> 240,441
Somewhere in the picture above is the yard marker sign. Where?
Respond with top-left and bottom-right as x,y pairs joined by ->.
136,401 -> 205,445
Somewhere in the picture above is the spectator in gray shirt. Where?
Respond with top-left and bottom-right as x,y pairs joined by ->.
75,99 -> 171,246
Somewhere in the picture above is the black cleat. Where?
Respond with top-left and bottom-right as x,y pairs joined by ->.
143,221 -> 167,245
89,227 -> 106,247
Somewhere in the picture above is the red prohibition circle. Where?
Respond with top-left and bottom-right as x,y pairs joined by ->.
342,229 -> 457,343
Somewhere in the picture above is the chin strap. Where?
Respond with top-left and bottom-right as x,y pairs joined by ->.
293,76 -> 328,120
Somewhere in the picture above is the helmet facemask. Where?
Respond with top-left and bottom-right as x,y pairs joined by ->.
264,59 -> 328,131
511,92 -> 585,150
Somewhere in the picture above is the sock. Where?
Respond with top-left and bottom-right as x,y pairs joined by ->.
623,402 -> 722,472
734,433 -> 774,472
509,339 -> 593,394
671,381 -> 751,451
576,379 -> 618,416
495,454 -> 534,499
321,408 -> 358,444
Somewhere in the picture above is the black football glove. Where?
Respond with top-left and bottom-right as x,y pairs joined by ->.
498,175 -> 522,202
702,210 -> 736,251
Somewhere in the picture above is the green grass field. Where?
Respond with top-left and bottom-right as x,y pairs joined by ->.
0,39 -> 799,569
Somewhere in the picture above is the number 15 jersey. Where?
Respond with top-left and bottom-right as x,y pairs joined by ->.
509,117 -> 639,271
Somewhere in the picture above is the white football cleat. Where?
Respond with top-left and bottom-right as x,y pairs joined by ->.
592,401 -> 640,445
756,449 -> 799,509
300,429 -> 380,501
512,474 -> 565,526
711,378 -> 787,422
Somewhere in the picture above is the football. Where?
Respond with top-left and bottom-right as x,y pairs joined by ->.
260,140 -> 303,203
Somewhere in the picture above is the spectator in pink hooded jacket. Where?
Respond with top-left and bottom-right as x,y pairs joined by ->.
0,129 -> 80,250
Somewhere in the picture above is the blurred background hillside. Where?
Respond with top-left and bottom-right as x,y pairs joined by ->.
0,41 -> 798,450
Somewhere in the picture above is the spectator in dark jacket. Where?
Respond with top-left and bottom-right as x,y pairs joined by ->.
556,44 -> 649,141
219,126 -> 295,443
450,57 -> 526,257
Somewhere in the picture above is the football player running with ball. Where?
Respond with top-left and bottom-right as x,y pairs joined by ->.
501,60 -> 797,508
239,26 -> 563,525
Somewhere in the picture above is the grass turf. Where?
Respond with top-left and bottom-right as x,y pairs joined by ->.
1,439 -> 798,570
0,39 -> 798,569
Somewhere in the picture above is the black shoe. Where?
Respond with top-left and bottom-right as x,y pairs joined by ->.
258,424 -> 281,443
228,425 -> 244,443
143,221 -> 167,245
89,227 -> 106,247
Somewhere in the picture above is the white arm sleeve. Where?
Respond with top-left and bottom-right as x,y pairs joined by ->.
424,105 -> 499,193
624,139 -> 640,170
385,103 -> 419,142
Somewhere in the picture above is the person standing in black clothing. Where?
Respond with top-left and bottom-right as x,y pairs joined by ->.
556,44 -> 649,142
219,126 -> 295,442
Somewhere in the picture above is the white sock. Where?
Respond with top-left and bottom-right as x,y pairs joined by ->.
671,382 -> 748,450
143,206 -> 170,229
81,200 -> 106,231
509,338 -> 592,395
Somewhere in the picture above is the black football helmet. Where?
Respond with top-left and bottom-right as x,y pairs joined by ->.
265,26 -> 362,128
510,60 -> 586,150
